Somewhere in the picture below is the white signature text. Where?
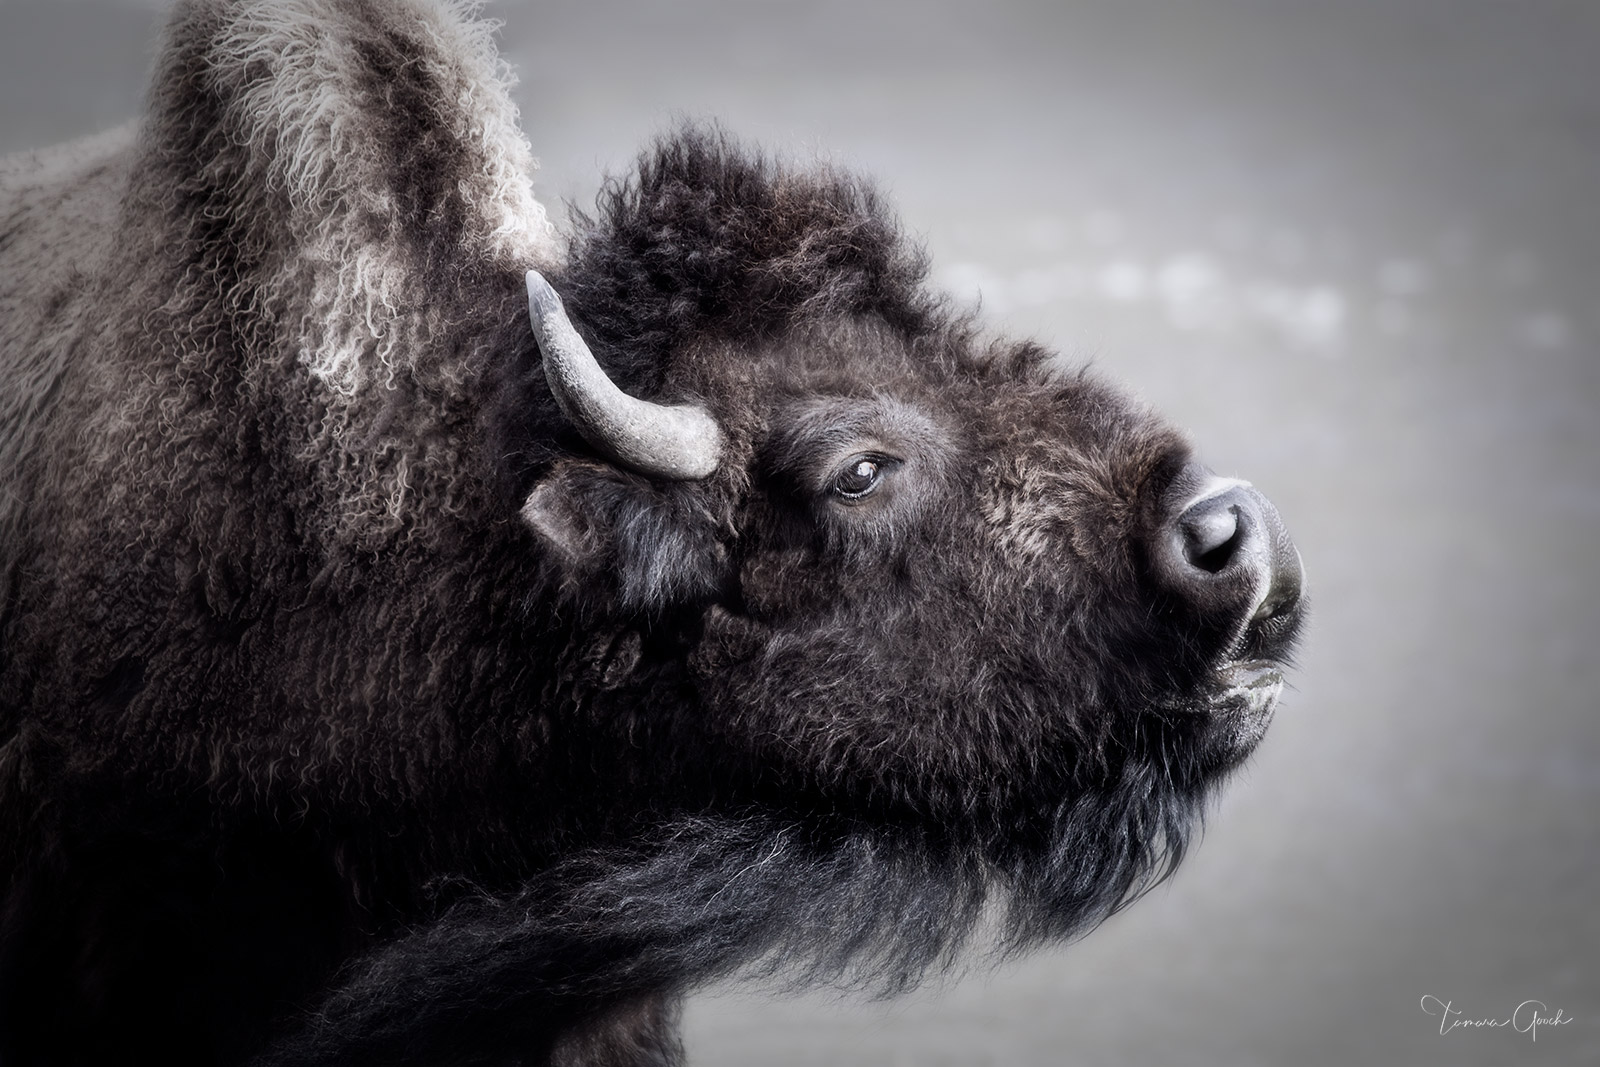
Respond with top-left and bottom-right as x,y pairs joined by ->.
1420,996 -> 1573,1042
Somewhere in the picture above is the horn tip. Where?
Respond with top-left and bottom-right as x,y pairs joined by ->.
526,270 -> 561,316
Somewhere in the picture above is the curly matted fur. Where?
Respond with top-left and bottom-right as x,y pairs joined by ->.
0,2 -> 1301,1065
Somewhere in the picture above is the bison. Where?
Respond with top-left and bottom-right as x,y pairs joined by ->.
0,1 -> 1304,1065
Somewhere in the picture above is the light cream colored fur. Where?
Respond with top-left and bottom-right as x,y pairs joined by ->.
200,0 -> 556,393
0,0 -> 561,560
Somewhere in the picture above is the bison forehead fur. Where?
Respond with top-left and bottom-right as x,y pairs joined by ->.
0,1 -> 1304,1065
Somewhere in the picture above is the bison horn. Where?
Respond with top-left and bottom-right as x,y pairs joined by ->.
526,270 -> 724,480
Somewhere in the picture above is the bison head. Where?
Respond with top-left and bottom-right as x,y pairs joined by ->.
496,132 -> 1304,967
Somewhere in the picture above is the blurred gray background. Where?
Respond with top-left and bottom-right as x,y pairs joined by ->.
3,1 -> 1596,1063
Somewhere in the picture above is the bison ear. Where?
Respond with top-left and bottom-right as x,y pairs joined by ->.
520,475 -> 602,568
520,461 -> 728,613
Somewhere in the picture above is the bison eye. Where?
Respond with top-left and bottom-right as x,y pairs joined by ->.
831,455 -> 890,501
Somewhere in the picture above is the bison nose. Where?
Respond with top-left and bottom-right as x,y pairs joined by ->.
1154,466 -> 1304,639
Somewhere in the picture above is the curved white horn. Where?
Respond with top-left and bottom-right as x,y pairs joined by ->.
526,270 -> 724,480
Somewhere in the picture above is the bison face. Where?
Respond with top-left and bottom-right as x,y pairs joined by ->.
510,131 -> 1302,946
693,319 -> 1304,828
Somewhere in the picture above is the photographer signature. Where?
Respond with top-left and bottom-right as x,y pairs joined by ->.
1420,996 -> 1573,1042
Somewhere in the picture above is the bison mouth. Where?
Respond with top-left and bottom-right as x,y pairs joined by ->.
1178,588 -> 1303,772
1203,558 -> 1306,763
1148,630 -> 1300,777
1200,659 -> 1286,764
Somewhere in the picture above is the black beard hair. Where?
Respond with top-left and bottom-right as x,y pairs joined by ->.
256,758 -> 1205,1067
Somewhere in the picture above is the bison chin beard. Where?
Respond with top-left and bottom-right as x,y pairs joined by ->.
256,759 -> 1204,1067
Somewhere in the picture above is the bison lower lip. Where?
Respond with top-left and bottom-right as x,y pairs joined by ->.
1217,661 -> 1285,714
1197,661 -> 1284,762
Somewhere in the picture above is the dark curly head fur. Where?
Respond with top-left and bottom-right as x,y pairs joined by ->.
0,3 -> 1303,1066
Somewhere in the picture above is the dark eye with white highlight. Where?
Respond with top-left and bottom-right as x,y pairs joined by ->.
831,455 -> 892,501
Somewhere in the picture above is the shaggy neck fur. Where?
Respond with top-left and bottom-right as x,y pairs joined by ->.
257,764 -> 1201,1066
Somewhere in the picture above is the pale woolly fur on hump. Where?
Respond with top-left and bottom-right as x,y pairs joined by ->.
201,0 -> 556,394
121,0 -> 565,548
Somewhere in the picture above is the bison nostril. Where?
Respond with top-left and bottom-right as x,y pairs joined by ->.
1180,499 -> 1244,574
1168,483 -> 1262,583
1152,466 -> 1302,644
